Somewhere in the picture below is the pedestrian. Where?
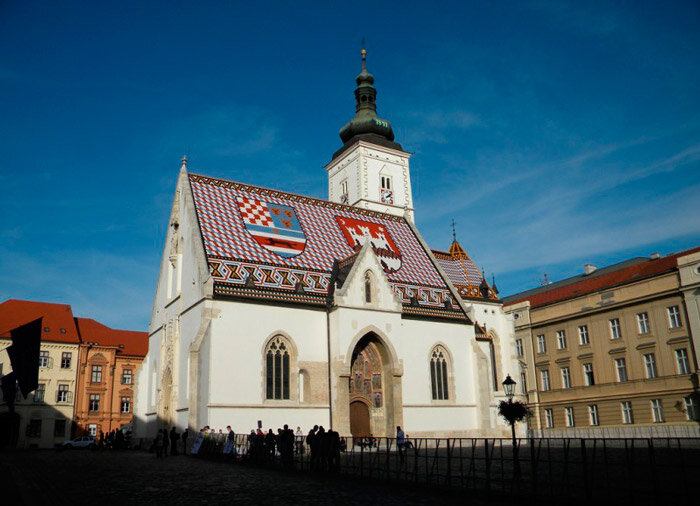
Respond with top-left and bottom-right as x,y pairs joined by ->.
295,426 -> 304,455
182,428 -> 189,455
307,425 -> 318,470
155,430 -> 164,458
224,425 -> 235,457
162,428 -> 169,457
397,426 -> 405,462
170,426 -> 178,456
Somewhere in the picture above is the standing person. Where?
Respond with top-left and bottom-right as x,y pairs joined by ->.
170,427 -> 179,456
295,426 -> 304,455
98,431 -> 105,450
162,429 -> 169,457
396,426 -> 405,462
182,428 -> 189,455
224,425 -> 235,457
155,430 -> 164,458
307,425 -> 318,471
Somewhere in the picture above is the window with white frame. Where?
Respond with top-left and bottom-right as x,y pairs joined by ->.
60,352 -> 72,369
578,325 -> 589,345
615,357 -> 628,382
556,330 -> 567,349
91,365 -> 102,383
667,306 -> 682,328
545,409 -> 554,428
561,366 -> 571,389
89,394 -> 100,412
537,335 -> 546,353
88,424 -> 97,436
684,396 -> 699,421
621,401 -> 634,424
122,369 -> 133,385
540,369 -> 550,391
651,399 -> 664,422
515,339 -> 523,357
520,372 -> 527,394
636,312 -> 650,334
56,384 -> 70,403
644,353 -> 658,379
565,407 -> 575,427
34,383 -> 45,403
609,318 -> 622,340
588,405 -> 599,426
39,350 -> 50,368
121,397 -> 131,414
675,348 -> 690,375
583,363 -> 595,386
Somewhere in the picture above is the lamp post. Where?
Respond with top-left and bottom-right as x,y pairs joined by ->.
501,374 -> 520,478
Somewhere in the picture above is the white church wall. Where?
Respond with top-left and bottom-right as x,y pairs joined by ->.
205,299 -> 330,434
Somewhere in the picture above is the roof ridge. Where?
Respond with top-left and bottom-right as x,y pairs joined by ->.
188,173 -> 407,223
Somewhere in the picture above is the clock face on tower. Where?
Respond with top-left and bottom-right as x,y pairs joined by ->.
380,188 -> 394,205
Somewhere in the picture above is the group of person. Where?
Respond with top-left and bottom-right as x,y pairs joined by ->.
163,423 -> 411,468
98,429 -> 128,450
153,426 -> 189,458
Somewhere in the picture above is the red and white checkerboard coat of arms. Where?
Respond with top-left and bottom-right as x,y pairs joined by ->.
236,196 -> 307,258
335,216 -> 402,273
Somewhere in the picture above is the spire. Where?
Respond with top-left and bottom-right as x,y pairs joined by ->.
336,46 -> 403,157
451,219 -> 457,242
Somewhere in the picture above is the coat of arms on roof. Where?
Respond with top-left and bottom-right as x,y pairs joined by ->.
236,196 -> 307,259
335,216 -> 402,274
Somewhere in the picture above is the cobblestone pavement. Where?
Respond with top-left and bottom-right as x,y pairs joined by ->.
0,450 -> 497,506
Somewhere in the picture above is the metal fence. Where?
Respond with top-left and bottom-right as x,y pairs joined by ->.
195,435 -> 700,503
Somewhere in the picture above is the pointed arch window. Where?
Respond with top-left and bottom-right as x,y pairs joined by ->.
364,271 -> 373,303
265,336 -> 290,400
430,346 -> 450,400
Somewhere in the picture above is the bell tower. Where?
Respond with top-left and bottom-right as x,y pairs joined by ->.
326,48 -> 415,222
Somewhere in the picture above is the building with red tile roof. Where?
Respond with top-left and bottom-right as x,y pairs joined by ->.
503,247 -> 700,437
0,299 -> 147,448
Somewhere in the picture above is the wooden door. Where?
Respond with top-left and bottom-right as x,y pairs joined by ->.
350,401 -> 370,438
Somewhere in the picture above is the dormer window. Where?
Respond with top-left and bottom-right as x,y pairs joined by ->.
380,176 -> 393,204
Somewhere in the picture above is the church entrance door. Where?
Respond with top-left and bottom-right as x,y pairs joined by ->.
350,401 -> 370,438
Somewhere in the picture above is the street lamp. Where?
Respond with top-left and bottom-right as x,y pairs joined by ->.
502,374 -> 516,401
501,374 -> 521,478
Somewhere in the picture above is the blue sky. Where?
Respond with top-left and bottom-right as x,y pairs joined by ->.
1,1 -> 699,330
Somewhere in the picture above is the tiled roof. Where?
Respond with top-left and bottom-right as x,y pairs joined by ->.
75,318 -> 148,357
188,173 -> 466,320
0,299 -> 81,344
503,246 -> 700,309
432,241 -> 498,301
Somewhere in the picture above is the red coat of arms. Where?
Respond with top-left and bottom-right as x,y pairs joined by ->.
335,216 -> 402,273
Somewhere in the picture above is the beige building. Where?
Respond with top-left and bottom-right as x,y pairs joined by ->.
0,300 -> 81,448
504,247 -> 700,437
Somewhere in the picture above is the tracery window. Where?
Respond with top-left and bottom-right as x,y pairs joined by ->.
265,336 -> 290,400
350,342 -> 382,408
430,346 -> 450,400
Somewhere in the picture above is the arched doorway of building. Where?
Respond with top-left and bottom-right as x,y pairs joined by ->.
350,400 -> 370,438
348,334 -> 396,438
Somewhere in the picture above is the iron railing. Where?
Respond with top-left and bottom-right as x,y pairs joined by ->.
191,435 -> 700,503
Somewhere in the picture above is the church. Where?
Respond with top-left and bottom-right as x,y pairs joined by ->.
134,50 -> 518,440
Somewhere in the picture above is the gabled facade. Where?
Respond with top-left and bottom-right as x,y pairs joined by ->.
135,50 -> 520,440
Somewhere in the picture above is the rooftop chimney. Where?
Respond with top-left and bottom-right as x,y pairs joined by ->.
650,252 -> 660,259
583,264 -> 597,275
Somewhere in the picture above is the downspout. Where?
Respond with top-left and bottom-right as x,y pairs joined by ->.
325,260 -> 339,430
